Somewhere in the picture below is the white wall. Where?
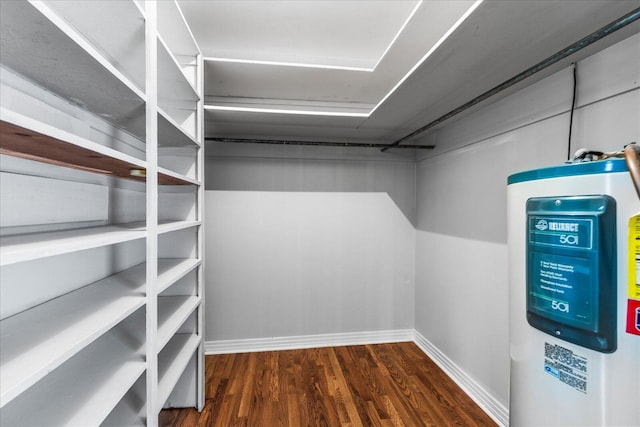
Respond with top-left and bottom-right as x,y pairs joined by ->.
203,152 -> 416,342
413,33 -> 640,410
205,149 -> 417,224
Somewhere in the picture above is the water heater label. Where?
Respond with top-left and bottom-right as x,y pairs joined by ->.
626,299 -> 640,336
531,252 -> 592,328
544,342 -> 587,394
529,217 -> 593,249
629,214 -> 640,300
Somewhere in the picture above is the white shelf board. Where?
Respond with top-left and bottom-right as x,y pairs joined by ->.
0,263 -> 147,407
158,258 -> 201,295
0,107 -> 147,170
0,222 -> 146,267
0,1 -> 146,140
1,221 -> 200,266
158,166 -> 201,186
158,334 -> 200,410
0,328 -> 145,426
158,108 -> 200,148
158,36 -> 199,105
158,220 -> 201,235
157,0 -> 199,58
102,392 -> 146,427
157,296 -> 201,352
43,0 -> 147,93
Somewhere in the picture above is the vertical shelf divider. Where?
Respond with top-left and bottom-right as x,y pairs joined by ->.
195,51 -> 205,412
145,1 -> 160,426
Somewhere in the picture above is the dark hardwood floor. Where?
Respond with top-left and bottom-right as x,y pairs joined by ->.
159,342 -> 497,426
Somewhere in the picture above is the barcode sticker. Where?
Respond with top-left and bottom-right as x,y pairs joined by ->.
544,342 -> 587,394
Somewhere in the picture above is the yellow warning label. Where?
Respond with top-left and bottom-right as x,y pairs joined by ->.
630,214 -> 640,299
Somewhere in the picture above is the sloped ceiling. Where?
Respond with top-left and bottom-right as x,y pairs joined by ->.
178,0 -> 640,150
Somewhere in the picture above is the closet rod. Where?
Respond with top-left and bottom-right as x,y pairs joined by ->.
205,137 -> 434,150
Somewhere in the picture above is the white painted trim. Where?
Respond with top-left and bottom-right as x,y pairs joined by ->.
205,329 -> 414,354
413,330 -> 509,427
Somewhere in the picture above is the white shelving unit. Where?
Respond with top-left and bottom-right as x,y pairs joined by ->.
0,264 -> 147,407
2,320 -> 147,427
157,296 -> 201,352
0,1 -> 204,426
158,334 -> 201,412
157,258 -> 202,295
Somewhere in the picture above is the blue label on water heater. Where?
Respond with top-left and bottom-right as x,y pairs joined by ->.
526,195 -> 617,353
529,217 -> 593,249
530,252 -> 593,328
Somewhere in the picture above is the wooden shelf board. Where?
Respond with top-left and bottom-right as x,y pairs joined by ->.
0,1 -> 146,140
0,328 -> 145,426
0,263 -> 146,407
1,108 -> 146,167
157,258 -> 201,295
0,119 -> 193,186
157,296 -> 201,353
0,152 -> 147,193
158,166 -> 201,186
158,334 -> 200,409
0,222 -> 146,267
159,171 -> 195,186
1,119 -> 147,181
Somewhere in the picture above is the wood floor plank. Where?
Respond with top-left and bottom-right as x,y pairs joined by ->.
366,345 -> 435,425
159,342 -> 497,427
237,352 -> 257,418
334,346 -> 379,425
325,348 -> 364,427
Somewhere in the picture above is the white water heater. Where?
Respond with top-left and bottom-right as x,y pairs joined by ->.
507,158 -> 640,426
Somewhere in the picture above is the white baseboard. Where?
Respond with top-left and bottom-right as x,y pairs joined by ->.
413,330 -> 509,427
204,329 -> 508,426
205,329 -> 414,355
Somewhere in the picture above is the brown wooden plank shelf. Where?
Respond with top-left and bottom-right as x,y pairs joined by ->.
1,120 -> 192,185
